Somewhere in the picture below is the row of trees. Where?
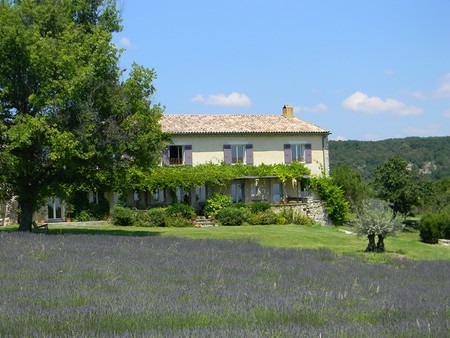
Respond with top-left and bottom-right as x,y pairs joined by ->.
0,0 -> 169,231
331,156 -> 450,250
331,156 -> 449,217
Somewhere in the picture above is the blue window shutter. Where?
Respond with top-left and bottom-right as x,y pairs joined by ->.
284,144 -> 292,164
184,145 -> 193,165
162,147 -> 170,165
245,144 -> 253,165
305,144 -> 312,163
223,145 -> 232,164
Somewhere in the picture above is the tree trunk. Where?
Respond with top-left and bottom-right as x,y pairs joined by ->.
365,234 -> 376,252
18,199 -> 33,232
376,235 -> 385,253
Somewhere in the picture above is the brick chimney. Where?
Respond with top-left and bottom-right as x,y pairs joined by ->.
282,104 -> 294,118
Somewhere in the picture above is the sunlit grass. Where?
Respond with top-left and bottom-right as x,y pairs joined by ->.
2,222 -> 449,261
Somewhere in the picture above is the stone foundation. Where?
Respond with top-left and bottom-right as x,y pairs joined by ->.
271,199 -> 331,225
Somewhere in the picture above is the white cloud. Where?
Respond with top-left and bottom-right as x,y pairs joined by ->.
341,91 -> 423,116
411,91 -> 427,100
433,73 -> 450,98
363,133 -> 381,141
294,103 -> 328,113
333,135 -> 347,141
402,125 -> 440,136
191,92 -> 252,107
397,106 -> 423,116
119,37 -> 135,48
342,91 -> 403,113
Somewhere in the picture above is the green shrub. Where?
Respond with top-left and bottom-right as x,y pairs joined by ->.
111,205 -> 134,226
311,176 -> 349,226
420,210 -> 450,243
166,203 -> 196,219
231,202 -> 247,209
292,212 -> 314,225
277,208 -> 294,224
145,208 -> 167,227
250,201 -> 271,214
275,215 -> 288,225
89,199 -> 110,220
248,210 -> 278,225
204,193 -> 232,217
165,216 -> 192,228
217,207 -> 245,226
74,210 -> 94,222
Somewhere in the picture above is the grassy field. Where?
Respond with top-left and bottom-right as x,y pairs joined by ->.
0,231 -> 449,337
2,222 -> 449,262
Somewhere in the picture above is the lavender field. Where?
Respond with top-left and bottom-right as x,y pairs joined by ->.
0,232 -> 449,337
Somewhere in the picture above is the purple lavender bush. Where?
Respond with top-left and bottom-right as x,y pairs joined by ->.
0,232 -> 448,337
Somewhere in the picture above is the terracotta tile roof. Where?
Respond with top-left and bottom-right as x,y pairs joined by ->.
161,114 -> 329,135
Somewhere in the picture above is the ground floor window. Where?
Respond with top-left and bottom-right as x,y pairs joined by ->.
47,198 -> 62,220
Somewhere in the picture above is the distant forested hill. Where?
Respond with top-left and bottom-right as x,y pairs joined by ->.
329,136 -> 450,180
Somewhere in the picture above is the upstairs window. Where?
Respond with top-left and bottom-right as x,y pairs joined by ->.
291,144 -> 305,162
224,144 -> 253,165
163,145 -> 192,165
284,144 -> 312,164
169,145 -> 183,165
231,145 -> 245,163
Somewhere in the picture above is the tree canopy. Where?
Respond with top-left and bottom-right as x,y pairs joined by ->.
0,0 -> 168,231
330,164 -> 369,210
373,156 -> 420,217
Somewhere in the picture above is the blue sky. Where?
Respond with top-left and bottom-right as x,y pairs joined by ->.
114,1 -> 450,141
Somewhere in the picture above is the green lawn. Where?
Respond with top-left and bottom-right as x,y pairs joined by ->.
2,223 -> 449,262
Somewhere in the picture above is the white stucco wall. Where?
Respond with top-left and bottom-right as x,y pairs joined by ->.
169,134 -> 329,176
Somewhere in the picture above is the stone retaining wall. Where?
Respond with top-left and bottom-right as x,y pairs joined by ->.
271,199 -> 331,225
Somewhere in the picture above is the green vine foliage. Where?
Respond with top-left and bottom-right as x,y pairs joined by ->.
311,176 -> 350,226
138,162 -> 311,192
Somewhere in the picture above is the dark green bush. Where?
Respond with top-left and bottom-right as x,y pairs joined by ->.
111,205 -> 134,226
250,201 -> 271,214
73,210 -> 94,222
440,209 -> 450,239
231,202 -> 247,209
419,212 -> 442,244
420,209 -> 450,243
217,207 -> 245,226
166,203 -> 196,219
145,208 -> 167,227
89,199 -> 110,220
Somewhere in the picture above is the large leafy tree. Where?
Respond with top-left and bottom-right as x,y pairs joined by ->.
373,156 -> 419,217
330,164 -> 370,211
0,0 -> 168,231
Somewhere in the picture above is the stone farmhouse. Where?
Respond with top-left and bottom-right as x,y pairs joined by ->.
125,105 -> 331,217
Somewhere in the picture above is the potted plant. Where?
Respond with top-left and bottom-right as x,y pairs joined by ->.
65,203 -> 74,222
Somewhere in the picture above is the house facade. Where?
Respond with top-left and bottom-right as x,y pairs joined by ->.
5,104 -> 330,223
127,105 -> 331,213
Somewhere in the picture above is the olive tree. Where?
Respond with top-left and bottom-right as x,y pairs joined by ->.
0,0 -> 168,231
354,201 -> 403,252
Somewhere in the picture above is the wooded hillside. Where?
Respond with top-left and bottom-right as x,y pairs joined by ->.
329,137 -> 450,180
